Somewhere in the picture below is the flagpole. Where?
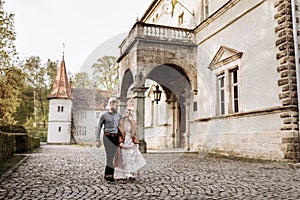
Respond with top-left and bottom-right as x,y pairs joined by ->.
177,1 -> 194,16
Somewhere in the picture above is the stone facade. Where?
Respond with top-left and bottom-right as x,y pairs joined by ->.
274,0 -> 300,160
117,0 -> 300,162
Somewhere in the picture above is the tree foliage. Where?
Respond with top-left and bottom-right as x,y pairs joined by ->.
0,1 -> 25,125
0,0 -> 17,69
19,56 -> 58,126
73,72 -> 93,89
0,66 -> 25,125
92,56 -> 118,91
45,59 -> 58,89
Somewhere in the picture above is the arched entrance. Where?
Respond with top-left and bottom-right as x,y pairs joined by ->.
118,63 -> 193,151
146,64 -> 192,150
117,22 -> 197,152
118,69 -> 134,114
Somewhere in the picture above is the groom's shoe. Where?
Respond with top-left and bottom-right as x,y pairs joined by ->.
126,175 -> 136,181
104,175 -> 115,183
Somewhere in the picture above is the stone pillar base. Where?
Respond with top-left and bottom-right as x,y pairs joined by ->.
139,140 -> 147,153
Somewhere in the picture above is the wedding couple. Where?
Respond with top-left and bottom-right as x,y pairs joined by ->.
95,99 -> 146,183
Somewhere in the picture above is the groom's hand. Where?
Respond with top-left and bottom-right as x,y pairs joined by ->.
96,141 -> 101,148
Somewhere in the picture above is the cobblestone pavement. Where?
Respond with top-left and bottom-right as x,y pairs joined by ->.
0,145 -> 300,200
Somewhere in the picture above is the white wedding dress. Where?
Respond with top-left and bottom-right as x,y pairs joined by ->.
114,120 -> 146,179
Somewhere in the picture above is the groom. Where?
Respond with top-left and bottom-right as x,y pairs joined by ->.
96,99 -> 122,182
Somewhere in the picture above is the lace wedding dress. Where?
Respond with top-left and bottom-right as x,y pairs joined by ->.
114,120 -> 146,179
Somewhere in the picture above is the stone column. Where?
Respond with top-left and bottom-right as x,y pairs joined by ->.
167,97 -> 177,148
132,86 -> 148,153
183,90 -> 192,151
117,97 -> 129,115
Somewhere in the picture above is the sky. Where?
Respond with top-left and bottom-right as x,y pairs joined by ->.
4,0 -> 153,74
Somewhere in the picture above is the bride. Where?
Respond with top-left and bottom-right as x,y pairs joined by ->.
114,109 -> 146,180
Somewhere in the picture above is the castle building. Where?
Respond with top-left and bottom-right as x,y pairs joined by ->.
117,0 -> 300,161
47,56 -> 73,144
47,57 -> 113,144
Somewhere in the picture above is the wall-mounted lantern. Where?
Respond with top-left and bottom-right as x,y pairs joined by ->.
153,85 -> 162,104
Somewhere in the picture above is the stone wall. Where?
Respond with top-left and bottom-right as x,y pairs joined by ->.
274,0 -> 300,161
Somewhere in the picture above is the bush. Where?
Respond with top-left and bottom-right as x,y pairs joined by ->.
32,137 -> 40,149
27,127 -> 47,142
0,125 -> 27,133
0,132 -> 16,162
14,134 -> 32,153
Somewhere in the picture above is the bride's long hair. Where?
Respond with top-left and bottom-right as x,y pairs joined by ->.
125,108 -> 135,122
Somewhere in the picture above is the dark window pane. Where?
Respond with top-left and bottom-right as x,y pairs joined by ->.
220,77 -> 224,88
234,100 -> 239,112
233,70 -> 238,83
193,101 -> 198,112
234,86 -> 238,98
221,103 -> 225,115
221,90 -> 225,102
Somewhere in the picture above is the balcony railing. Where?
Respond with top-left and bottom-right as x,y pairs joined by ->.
119,22 -> 195,55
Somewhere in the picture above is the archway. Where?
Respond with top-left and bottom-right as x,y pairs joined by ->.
145,64 -> 192,149
118,69 -> 134,114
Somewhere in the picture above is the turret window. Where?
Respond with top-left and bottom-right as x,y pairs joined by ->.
57,106 -> 64,112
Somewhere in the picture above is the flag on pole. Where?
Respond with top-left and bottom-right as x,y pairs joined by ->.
171,0 -> 178,17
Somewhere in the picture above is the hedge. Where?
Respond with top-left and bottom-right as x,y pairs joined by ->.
0,132 -> 16,162
0,125 -> 27,133
14,134 -> 40,153
0,132 -> 40,162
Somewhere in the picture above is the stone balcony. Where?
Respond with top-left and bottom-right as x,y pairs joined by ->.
119,22 -> 195,56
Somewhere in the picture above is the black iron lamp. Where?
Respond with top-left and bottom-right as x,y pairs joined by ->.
153,85 -> 162,104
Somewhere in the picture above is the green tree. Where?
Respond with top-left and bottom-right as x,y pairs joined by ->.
14,86 -> 34,125
0,0 -> 17,69
45,59 -> 58,89
0,1 -> 24,125
16,58 -> 58,127
21,56 -> 49,125
92,56 -> 118,90
73,72 -> 93,88
0,66 -> 25,125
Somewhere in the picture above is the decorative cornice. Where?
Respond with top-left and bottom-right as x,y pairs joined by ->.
194,0 -> 242,33
208,46 -> 243,70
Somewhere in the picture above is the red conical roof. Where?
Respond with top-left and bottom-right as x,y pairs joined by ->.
48,57 -> 72,99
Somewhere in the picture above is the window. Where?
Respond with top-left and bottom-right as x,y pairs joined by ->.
57,106 -> 64,112
77,126 -> 81,135
80,112 -> 87,119
217,74 -> 225,115
200,0 -> 209,21
216,68 -> 240,115
230,68 -> 239,113
83,126 -> 87,136
193,101 -> 198,112
203,0 -> 209,19
210,46 -> 242,116
76,126 -> 87,136
178,12 -> 184,26
58,126 -> 61,132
